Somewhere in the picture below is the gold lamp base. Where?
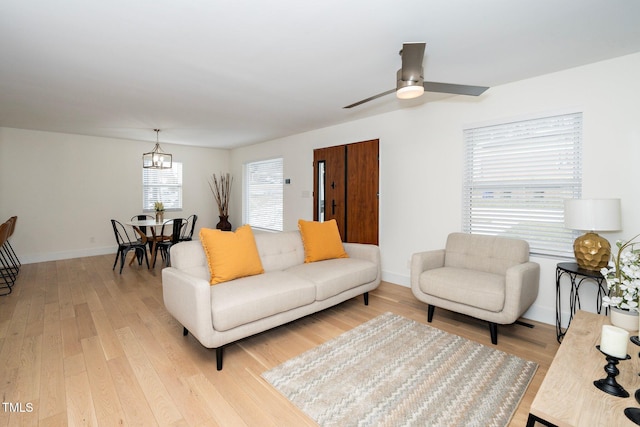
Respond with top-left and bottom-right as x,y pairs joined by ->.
574,232 -> 611,271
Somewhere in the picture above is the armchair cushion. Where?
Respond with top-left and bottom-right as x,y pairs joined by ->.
444,232 -> 529,275
418,267 -> 505,312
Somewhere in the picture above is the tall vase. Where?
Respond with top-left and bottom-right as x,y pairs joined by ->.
155,211 -> 164,223
610,307 -> 639,332
216,215 -> 232,231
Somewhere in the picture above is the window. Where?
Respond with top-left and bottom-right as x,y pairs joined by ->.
245,158 -> 283,231
462,112 -> 582,257
142,162 -> 183,210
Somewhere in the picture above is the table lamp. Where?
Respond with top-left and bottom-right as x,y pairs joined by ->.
564,198 -> 621,271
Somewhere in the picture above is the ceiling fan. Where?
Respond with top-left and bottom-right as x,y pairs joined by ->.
343,42 -> 489,109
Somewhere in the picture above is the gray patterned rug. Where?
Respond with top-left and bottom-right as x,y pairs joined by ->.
262,312 -> 537,427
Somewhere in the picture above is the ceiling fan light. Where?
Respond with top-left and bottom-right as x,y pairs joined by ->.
396,84 -> 424,100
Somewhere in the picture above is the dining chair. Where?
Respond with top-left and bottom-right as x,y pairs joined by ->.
153,218 -> 185,268
0,221 -> 16,295
130,214 -> 155,248
180,214 -> 198,242
111,219 -> 150,273
3,216 -> 21,273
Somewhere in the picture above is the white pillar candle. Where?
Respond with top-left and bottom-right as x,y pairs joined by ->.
600,325 -> 629,359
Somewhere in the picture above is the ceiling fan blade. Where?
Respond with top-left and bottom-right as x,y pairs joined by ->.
400,42 -> 426,82
343,88 -> 396,109
423,81 -> 489,96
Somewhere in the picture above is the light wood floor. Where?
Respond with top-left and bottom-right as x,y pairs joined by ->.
0,254 -> 560,426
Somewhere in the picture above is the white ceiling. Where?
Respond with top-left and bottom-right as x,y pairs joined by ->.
2,0 -> 640,149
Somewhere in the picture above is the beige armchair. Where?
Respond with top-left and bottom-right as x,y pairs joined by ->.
410,233 -> 539,344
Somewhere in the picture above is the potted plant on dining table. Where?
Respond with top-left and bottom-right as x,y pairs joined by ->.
601,233 -> 640,331
154,202 -> 165,223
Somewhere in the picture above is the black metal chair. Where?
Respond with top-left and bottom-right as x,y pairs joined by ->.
111,219 -> 150,274
180,214 -> 198,242
2,216 -> 20,274
0,221 -> 16,295
130,214 -> 155,250
153,218 -> 185,268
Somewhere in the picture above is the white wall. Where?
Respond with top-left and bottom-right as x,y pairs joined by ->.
0,128 -> 229,263
229,53 -> 640,326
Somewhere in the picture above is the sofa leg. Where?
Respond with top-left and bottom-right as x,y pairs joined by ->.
364,292 -> 369,306
489,322 -> 498,345
183,327 -> 189,336
216,347 -> 223,371
427,305 -> 435,323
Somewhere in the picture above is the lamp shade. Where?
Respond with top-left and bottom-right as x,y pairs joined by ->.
564,198 -> 621,232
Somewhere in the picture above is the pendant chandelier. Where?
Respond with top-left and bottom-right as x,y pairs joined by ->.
142,129 -> 173,169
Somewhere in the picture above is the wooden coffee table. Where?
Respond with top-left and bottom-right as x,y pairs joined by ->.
528,310 -> 640,426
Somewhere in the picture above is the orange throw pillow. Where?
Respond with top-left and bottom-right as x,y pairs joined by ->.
298,219 -> 349,263
200,225 -> 264,285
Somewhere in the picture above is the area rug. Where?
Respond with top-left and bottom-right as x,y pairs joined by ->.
262,312 -> 537,427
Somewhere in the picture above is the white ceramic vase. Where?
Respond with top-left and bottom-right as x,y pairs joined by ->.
610,307 -> 639,332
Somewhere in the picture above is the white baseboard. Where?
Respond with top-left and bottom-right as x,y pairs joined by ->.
381,270 -> 410,287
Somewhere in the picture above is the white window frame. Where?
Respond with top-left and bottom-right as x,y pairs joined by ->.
462,111 -> 582,257
244,157 -> 284,232
142,162 -> 183,211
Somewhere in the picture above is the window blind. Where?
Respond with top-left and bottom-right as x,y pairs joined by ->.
462,112 -> 582,257
246,158 -> 283,231
142,162 -> 183,210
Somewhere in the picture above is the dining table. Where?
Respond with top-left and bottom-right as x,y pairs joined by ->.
126,218 -> 174,267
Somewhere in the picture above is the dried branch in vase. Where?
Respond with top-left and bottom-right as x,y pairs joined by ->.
209,172 -> 233,217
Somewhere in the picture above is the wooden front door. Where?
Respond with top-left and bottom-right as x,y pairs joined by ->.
313,145 -> 346,238
313,139 -> 379,245
346,140 -> 379,245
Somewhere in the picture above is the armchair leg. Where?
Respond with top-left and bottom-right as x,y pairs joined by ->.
489,322 -> 498,345
364,292 -> 369,306
427,305 -> 435,322
216,347 -> 223,371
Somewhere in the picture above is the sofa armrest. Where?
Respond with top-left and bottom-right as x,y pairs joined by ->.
162,267 -> 215,347
410,249 -> 446,292
343,242 -> 382,282
343,242 -> 379,263
503,261 -> 540,320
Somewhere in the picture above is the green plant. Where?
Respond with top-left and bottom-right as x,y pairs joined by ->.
602,233 -> 640,312
154,202 -> 165,212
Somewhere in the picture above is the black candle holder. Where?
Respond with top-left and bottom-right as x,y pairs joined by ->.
594,345 -> 630,398
625,336 -> 640,425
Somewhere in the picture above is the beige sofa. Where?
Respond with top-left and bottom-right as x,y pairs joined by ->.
162,230 -> 381,370
410,232 -> 539,344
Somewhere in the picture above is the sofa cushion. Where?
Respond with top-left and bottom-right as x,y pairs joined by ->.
254,230 -> 305,272
419,267 -> 505,312
286,258 -> 378,301
200,225 -> 264,285
298,219 -> 349,263
210,271 -> 316,331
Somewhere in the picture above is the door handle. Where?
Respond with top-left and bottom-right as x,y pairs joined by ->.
332,200 -> 336,215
